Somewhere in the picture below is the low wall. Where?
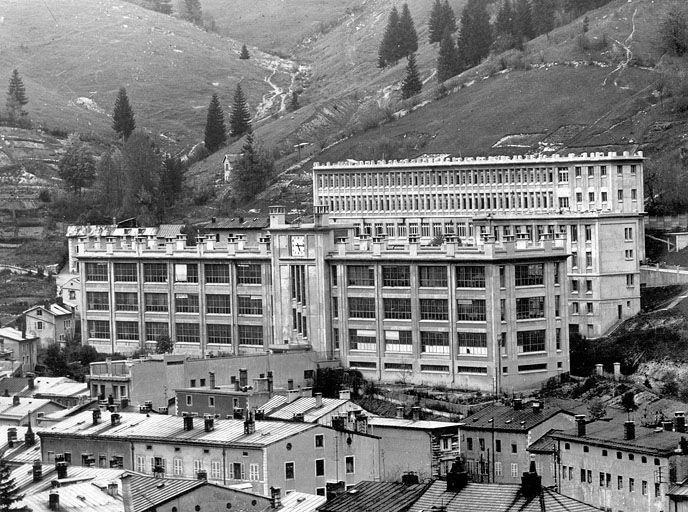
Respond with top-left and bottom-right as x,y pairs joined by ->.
640,265 -> 688,286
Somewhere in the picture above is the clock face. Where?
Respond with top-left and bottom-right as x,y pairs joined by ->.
290,235 -> 306,257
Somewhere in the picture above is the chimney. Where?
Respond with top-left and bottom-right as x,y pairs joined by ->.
49,490 -> 59,511
663,420 -> 674,431
111,413 -> 121,426
56,461 -> 68,479
396,406 -> 404,419
287,379 -> 294,391
197,469 -> 207,481
287,389 -> 300,404
92,409 -> 101,425
120,397 -> 129,409
27,373 -> 35,390
531,401 -> 542,414
521,461 -> 542,499
244,411 -> 256,435
183,414 -> 194,431
12,395 -> 19,406
107,482 -> 118,497
513,398 -> 523,410
267,371 -> 274,394
575,415 -> 586,437
401,472 -> 419,486
7,427 -> 17,447
233,408 -> 244,420
32,459 -> 42,482
239,368 -> 248,388
624,420 -> 636,440
293,412 -> 305,422
204,414 -> 215,432
338,388 -> 351,400
209,371 -> 216,389
25,423 -> 36,446
676,412 -> 686,433
270,486 -> 282,509
412,406 -> 421,421
315,392 -> 323,408
269,206 -> 286,228
446,459 -> 469,492
355,413 -> 368,433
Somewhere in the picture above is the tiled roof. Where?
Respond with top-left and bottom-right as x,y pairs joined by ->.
551,421 -> 688,456
22,481 -> 122,512
0,327 -> 37,342
369,417 -> 460,431
263,397 -> 362,423
10,463 -> 127,497
0,396 -> 64,421
157,224 -> 184,238
319,481 -> 429,512
38,410 -> 318,447
408,480 -> 600,512
125,474 -> 204,512
282,491 -> 327,512
0,377 -> 29,395
198,217 -> 270,230
527,429 -> 559,454
459,401 -> 572,432
4,437 -> 41,464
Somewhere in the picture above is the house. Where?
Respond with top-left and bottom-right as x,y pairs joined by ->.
367,406 -> 460,481
221,154 -> 242,183
38,409 -> 381,497
0,326 -> 38,371
0,375 -> 89,407
24,302 -> 75,347
459,398 -> 576,484
552,415 -> 688,512
0,395 -> 65,425
56,271 -> 81,318
260,391 -> 363,426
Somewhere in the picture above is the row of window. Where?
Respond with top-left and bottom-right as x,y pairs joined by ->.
85,262 -> 262,284
135,455 -> 260,481
348,361 -> 558,374
87,320 -> 262,345
561,466 -> 660,497
86,292 -> 261,315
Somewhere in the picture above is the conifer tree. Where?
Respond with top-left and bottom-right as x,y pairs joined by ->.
0,456 -> 29,512
398,3 -> 418,57
378,6 -> 402,67
6,69 -> 28,119
183,0 -> 202,25
204,93 -> 227,153
514,0 -> 534,43
239,44 -> 250,59
112,87 -> 136,141
231,132 -> 273,204
441,0 -> 457,35
401,53 -> 422,99
436,30 -> 461,82
495,0 -> 515,38
428,0 -> 443,43
229,84 -> 251,137
532,0 -> 555,36
457,0 -> 493,69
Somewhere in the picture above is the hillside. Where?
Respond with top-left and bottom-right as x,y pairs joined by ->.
0,0 -> 284,148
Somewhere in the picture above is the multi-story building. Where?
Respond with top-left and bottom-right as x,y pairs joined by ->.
38,410 -> 381,497
23,303 -> 75,347
551,416 -> 688,512
313,150 -> 644,337
0,327 -> 38,371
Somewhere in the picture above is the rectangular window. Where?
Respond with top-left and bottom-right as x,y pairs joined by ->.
601,165 -> 607,176
585,224 -> 592,241
207,324 -> 232,344
86,291 -> 109,311
618,476 -> 623,490
495,462 -> 503,476
144,293 -> 168,312
382,265 -> 410,287
116,321 -> 139,341
315,459 -> 325,477
174,263 -> 198,283
144,263 -> 168,282
625,227 -> 633,241
206,294 -> 231,314
285,462 -> 295,480
587,166 -> 594,177
575,166 -> 582,178
145,322 -> 169,342
419,266 -> 447,287
456,266 -> 485,288
345,456 -> 354,474
586,302 -> 593,314
642,480 -> 648,495
384,330 -> 412,353
585,252 -> 593,267
175,294 -> 199,313
517,330 -> 546,353
332,296 -> 339,318
175,323 -> 200,343
238,325 -> 263,345
421,331 -> 449,354
211,461 -> 222,480
236,263 -> 262,284
85,262 -> 108,282
571,280 -> 579,293
87,320 -> 109,339
348,297 -> 376,319
629,478 -> 635,492
349,329 -> 376,351
205,263 -> 229,283
115,291 -> 138,311
515,264 -> 544,286
232,462 -> 245,480
516,297 -> 545,319
511,463 -> 518,477
114,262 -> 137,282
456,299 -> 486,321
457,332 -> 487,355
557,168 -> 568,183
420,299 -> 449,320
173,457 -> 183,476
347,265 -> 374,286
136,455 -> 145,473
383,298 -> 412,319
315,435 -> 324,448
237,296 -> 262,315
249,464 -> 260,481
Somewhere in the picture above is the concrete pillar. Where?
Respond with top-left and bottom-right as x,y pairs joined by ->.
613,362 -> 621,380
595,364 -> 604,377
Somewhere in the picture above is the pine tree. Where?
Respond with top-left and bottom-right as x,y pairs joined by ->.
6,69 -> 28,119
441,0 -> 457,35
428,0 -> 443,43
239,44 -> 250,59
183,0 -> 202,25
401,53 -> 422,99
112,87 -> 136,141
495,0 -> 515,38
231,132 -> 273,204
0,458 -> 29,512
229,84 -> 251,137
378,6 -> 402,67
514,0 -> 534,43
436,30 -> 461,82
398,3 -> 418,57
204,93 -> 227,153
160,155 -> 185,207
531,0 -> 555,36
457,0 -> 493,69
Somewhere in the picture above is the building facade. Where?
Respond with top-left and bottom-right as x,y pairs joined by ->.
313,150 -> 644,338
23,303 -> 75,347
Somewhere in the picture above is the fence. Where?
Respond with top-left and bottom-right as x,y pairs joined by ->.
640,264 -> 688,287
645,215 -> 688,231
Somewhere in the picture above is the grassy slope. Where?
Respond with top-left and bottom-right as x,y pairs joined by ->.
0,0 -> 272,147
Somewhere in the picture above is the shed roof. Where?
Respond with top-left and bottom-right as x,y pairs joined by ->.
262,396 -> 362,423
318,481 -> 429,512
459,401 -> 572,432
368,417 -> 460,431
